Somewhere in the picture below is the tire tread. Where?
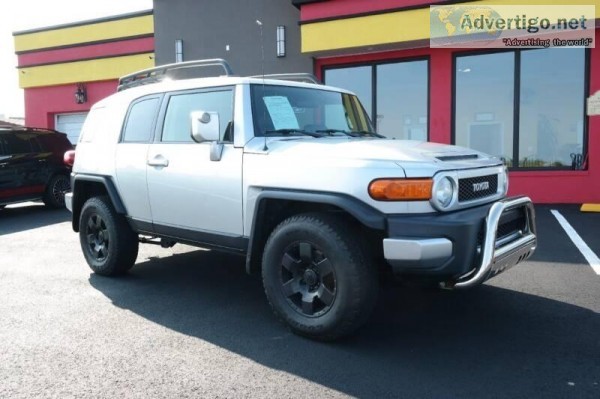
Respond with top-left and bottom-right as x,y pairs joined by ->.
262,212 -> 378,341
79,196 -> 138,276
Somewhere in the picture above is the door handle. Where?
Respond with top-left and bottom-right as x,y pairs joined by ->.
147,155 -> 169,167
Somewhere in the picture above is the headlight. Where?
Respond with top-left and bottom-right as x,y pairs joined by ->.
433,177 -> 454,208
502,167 -> 509,195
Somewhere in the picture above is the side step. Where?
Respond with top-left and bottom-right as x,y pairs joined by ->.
139,235 -> 176,248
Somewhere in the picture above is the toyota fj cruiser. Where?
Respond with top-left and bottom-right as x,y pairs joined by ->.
66,59 -> 537,341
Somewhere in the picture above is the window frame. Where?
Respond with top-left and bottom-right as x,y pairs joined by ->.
119,94 -> 163,144
322,56 -> 431,140
155,85 -> 236,144
249,84 -> 375,136
451,48 -> 590,171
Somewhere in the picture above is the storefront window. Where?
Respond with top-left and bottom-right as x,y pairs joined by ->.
455,52 -> 515,165
519,48 -> 585,168
376,61 -> 428,140
324,59 -> 429,140
324,66 -> 372,119
455,49 -> 586,169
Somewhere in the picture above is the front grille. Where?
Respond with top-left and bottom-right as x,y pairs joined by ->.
458,174 -> 498,202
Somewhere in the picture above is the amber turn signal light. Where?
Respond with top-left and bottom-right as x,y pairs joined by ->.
368,179 -> 433,201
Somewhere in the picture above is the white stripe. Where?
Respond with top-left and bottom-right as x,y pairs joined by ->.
551,209 -> 600,275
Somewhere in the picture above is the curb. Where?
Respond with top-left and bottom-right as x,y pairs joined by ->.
581,204 -> 600,212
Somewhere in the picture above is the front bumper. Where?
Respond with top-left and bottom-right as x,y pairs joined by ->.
383,196 -> 537,288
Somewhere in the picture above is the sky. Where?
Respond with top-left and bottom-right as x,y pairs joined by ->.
0,0 -> 153,119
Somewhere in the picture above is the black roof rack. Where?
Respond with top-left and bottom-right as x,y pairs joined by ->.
0,126 -> 61,133
117,58 -> 234,91
249,73 -> 321,84
117,59 -> 322,92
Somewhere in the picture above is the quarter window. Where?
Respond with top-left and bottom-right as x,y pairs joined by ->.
122,98 -> 160,143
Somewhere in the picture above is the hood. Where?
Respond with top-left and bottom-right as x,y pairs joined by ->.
245,137 -> 502,172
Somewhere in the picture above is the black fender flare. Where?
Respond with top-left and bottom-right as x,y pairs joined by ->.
245,189 -> 386,274
71,174 -> 127,231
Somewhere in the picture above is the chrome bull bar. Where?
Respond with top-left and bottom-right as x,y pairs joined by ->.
452,196 -> 537,289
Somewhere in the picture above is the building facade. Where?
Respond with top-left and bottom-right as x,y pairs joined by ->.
14,11 -> 155,143
13,2 -> 599,203
293,0 -> 600,203
153,0 -> 312,76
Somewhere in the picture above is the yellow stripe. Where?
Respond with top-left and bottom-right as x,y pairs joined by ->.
14,15 -> 154,53
301,0 -> 600,53
18,53 -> 155,88
303,8 -> 429,53
581,204 -> 600,212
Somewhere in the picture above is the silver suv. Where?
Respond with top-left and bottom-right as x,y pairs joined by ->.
66,59 -> 537,341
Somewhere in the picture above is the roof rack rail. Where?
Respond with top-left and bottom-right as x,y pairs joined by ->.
117,58 -> 234,91
249,73 -> 321,84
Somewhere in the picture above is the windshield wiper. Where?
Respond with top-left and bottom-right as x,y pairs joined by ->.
264,129 -> 324,138
316,129 -> 385,138
355,130 -> 386,138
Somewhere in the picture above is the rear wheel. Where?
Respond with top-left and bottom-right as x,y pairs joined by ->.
262,213 -> 378,341
79,196 -> 138,276
43,174 -> 70,208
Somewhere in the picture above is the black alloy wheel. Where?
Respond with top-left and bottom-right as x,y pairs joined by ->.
280,241 -> 337,317
262,213 -> 378,341
79,196 -> 138,276
85,213 -> 110,261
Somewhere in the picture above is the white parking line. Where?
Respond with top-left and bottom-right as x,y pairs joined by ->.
551,209 -> 600,275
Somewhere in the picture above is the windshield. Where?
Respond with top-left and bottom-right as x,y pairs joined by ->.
250,84 -> 375,137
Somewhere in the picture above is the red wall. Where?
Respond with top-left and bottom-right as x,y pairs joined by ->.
24,80 -> 117,129
18,37 -> 154,67
314,29 -> 600,204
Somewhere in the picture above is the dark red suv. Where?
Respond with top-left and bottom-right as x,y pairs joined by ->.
0,127 -> 73,209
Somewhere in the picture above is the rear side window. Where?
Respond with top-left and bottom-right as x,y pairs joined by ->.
161,89 -> 234,143
122,97 -> 160,143
4,133 -> 33,154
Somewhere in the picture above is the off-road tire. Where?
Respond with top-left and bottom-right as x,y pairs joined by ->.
79,196 -> 138,276
262,213 -> 378,341
43,174 -> 70,208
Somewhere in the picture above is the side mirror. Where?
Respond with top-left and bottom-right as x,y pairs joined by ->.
191,111 -> 220,143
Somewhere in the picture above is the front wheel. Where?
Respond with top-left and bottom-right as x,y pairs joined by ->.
79,196 -> 138,276
262,213 -> 378,341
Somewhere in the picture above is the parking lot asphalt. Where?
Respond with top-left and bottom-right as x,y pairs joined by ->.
0,203 -> 598,398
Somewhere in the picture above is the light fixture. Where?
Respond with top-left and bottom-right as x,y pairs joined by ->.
276,26 -> 286,57
175,39 -> 183,63
74,83 -> 87,104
